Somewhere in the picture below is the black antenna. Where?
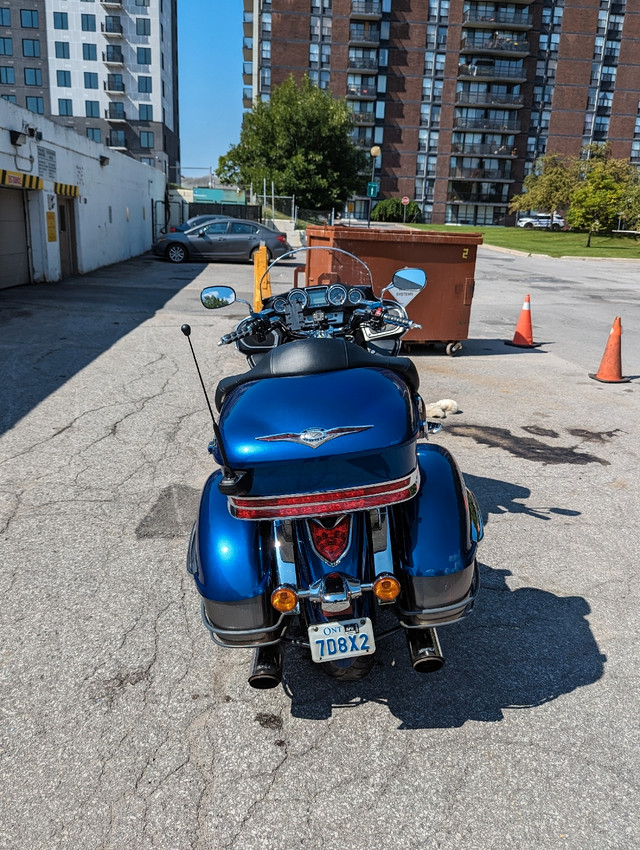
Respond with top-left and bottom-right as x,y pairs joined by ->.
181,324 -> 249,494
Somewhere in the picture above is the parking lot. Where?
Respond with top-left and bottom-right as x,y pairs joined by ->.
1,246 -> 639,849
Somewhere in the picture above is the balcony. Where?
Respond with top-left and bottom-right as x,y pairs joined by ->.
351,1 -> 382,19
104,78 -> 125,94
106,135 -> 127,150
101,0 -> 123,6
463,9 -> 531,29
346,83 -> 377,99
106,106 -> 126,121
458,63 -> 526,83
351,112 -> 375,125
103,49 -> 124,65
348,56 -> 378,71
451,143 -> 517,157
349,27 -> 380,46
101,19 -> 123,36
456,91 -> 523,107
448,192 -> 510,204
449,167 -> 513,181
454,117 -> 520,132
460,35 -> 529,57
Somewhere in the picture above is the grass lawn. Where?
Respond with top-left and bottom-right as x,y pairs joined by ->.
408,224 -> 640,260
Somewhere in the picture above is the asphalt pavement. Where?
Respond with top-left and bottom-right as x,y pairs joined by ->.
1,246 -> 639,850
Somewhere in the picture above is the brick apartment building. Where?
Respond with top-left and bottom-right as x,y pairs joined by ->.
242,0 -> 640,224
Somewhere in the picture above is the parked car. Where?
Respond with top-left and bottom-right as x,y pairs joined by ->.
516,213 -> 565,231
153,218 -> 292,264
169,214 -> 230,233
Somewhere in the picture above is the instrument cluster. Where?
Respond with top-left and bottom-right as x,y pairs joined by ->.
272,284 -> 365,316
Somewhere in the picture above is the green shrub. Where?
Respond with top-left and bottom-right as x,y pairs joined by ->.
371,198 -> 423,223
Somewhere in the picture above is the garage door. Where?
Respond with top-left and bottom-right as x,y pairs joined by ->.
0,188 -> 29,289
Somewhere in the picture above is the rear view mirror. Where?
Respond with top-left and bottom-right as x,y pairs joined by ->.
201,286 -> 236,309
392,268 -> 426,291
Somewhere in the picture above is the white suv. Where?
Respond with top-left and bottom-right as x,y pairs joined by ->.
516,213 -> 565,231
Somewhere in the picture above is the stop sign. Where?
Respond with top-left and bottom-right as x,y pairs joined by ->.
401,196 -> 410,205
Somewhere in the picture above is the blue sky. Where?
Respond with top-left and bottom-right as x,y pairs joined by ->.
177,2 -> 245,177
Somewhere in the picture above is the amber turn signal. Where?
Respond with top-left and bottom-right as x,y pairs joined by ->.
373,575 -> 401,602
271,586 -> 298,613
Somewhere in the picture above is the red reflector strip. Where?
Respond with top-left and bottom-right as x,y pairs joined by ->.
229,470 -> 419,520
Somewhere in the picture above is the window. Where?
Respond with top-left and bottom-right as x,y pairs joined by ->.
85,100 -> 99,117
140,130 -> 154,148
136,0 -> 150,5
26,96 -> 44,113
138,75 -> 152,93
25,67 -> 42,86
104,16 -> 122,34
54,12 -> 69,30
55,41 -> 70,59
22,39 -> 40,57
0,38 -> 13,56
57,70 -> 71,87
83,43 -> 97,60
136,18 -> 151,36
84,71 -> 98,89
81,15 -> 96,32
1,93 -> 17,102
137,47 -> 151,64
58,98 -> 73,116
139,103 -> 153,120
0,66 -> 15,84
0,10 -> 10,26
105,45 -> 123,62
20,10 -> 39,28
109,129 -> 125,147
86,127 -> 101,142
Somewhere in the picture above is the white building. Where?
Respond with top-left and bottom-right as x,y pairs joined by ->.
1,96 -> 166,287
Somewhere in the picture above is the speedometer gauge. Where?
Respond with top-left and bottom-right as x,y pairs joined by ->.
273,297 -> 287,314
348,289 -> 364,305
327,284 -> 347,306
288,289 -> 308,308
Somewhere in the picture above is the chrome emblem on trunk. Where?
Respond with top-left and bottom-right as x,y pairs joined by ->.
255,425 -> 373,448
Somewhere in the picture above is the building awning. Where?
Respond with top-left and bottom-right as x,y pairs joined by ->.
0,169 -> 43,190
54,182 -> 79,197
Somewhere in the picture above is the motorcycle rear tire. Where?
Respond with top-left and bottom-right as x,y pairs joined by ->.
322,653 -> 376,681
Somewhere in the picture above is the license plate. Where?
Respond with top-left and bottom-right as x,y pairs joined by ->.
308,618 -> 376,663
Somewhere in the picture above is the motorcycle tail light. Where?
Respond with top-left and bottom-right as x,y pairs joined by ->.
309,515 -> 351,564
229,469 -> 419,520
373,575 -> 401,602
271,585 -> 298,613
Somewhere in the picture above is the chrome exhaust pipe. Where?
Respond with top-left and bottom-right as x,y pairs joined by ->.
406,627 -> 445,673
248,643 -> 284,689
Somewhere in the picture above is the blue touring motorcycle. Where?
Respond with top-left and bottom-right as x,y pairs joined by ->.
184,247 -> 483,688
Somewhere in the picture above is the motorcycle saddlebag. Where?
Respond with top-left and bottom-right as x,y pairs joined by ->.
392,443 -> 481,627
187,471 -> 283,647
215,367 -> 419,520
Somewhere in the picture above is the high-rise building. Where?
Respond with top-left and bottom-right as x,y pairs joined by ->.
0,0 -> 179,176
242,0 -> 640,224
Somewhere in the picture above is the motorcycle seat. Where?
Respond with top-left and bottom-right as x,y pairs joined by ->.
215,337 -> 419,411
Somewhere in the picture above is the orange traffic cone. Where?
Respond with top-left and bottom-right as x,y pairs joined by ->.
589,317 -> 630,383
505,294 -> 542,348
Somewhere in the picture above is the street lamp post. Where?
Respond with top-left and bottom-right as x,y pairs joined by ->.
367,144 -> 381,228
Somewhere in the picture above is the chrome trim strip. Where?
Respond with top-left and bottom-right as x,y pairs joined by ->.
396,562 -> 480,626
200,602 -> 286,648
369,507 -> 394,577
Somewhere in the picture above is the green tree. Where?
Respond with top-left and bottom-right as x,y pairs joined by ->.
509,153 -> 575,220
370,198 -> 423,223
216,75 -> 368,210
567,146 -> 640,237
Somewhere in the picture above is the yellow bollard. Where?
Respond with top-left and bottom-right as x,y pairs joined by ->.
252,243 -> 271,311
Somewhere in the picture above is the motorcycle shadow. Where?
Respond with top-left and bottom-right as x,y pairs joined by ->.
284,565 -> 605,727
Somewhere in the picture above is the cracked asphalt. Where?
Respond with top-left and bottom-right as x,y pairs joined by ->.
1,246 -> 639,850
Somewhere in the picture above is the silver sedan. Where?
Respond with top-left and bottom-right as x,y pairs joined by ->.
153,218 -> 292,263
